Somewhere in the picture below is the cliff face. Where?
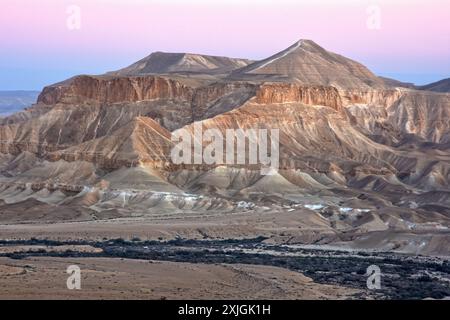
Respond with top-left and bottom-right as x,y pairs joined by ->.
192,82 -> 258,120
0,101 -> 190,155
38,75 -> 194,105
347,90 -> 450,144
255,84 -> 343,111
1,70 -> 447,155
180,99 -> 406,173
1,74 -> 447,171
0,77 -> 256,156
388,92 -> 450,143
339,89 -> 404,107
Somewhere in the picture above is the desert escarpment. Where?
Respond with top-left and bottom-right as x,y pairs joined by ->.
255,84 -> 343,111
0,39 -> 449,255
38,75 -> 194,105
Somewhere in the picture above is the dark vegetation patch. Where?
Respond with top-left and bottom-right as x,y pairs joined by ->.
1,237 -> 449,299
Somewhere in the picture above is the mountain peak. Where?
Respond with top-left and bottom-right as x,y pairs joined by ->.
295,39 -> 315,46
287,39 -> 322,51
109,51 -> 253,76
233,39 -> 385,89
417,77 -> 450,93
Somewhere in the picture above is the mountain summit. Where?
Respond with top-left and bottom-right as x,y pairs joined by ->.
234,39 -> 384,89
109,52 -> 253,76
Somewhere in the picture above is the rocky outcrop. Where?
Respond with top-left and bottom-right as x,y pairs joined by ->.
192,82 -> 258,120
38,75 -> 194,105
339,88 -> 403,107
389,92 -> 450,143
47,117 -> 174,170
0,78 -> 256,156
347,90 -> 450,144
0,102 -> 188,155
255,84 -> 343,111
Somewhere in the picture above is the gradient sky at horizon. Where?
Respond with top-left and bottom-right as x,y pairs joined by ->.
1,0 -> 449,90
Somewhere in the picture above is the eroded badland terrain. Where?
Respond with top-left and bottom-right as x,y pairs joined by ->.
0,40 -> 449,299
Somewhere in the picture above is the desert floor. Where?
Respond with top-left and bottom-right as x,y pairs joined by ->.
0,257 -> 359,300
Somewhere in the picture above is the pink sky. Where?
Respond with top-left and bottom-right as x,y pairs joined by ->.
1,0 -> 449,89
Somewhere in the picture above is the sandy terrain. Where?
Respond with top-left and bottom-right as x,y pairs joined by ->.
0,209 -> 334,243
0,257 -> 359,300
1,208 -> 449,256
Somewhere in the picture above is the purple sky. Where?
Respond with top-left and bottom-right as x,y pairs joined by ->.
1,0 -> 449,90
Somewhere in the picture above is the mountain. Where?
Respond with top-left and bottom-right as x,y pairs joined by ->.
232,40 -> 385,89
417,78 -> 450,93
0,40 -> 449,255
0,90 -> 39,116
380,77 -> 450,93
379,76 -> 416,89
109,51 -> 254,76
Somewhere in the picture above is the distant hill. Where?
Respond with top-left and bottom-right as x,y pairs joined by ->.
0,91 -> 39,116
380,76 -> 450,92
417,78 -> 450,93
